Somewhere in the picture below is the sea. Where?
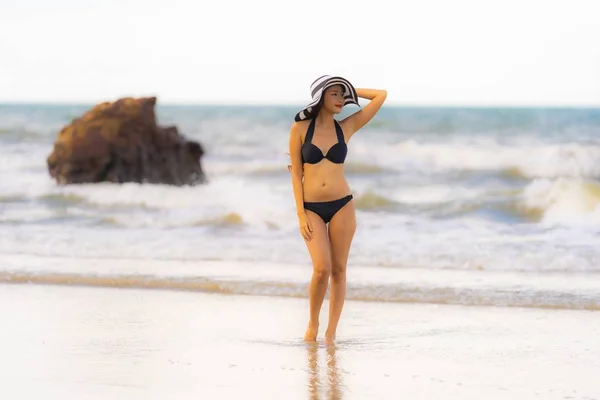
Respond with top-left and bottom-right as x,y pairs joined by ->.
1,103 -> 599,310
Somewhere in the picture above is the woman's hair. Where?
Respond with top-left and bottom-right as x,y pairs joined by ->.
310,98 -> 323,119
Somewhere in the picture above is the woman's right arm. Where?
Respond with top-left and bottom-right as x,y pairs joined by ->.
288,122 -> 313,241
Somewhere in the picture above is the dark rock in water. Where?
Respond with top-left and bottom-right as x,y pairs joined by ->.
46,97 -> 206,186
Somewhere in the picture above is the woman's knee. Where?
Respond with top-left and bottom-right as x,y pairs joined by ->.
330,263 -> 346,281
313,263 -> 331,280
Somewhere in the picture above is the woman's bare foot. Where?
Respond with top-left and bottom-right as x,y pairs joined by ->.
304,324 -> 319,342
324,330 -> 336,344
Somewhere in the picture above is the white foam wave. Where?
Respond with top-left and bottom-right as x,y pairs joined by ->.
352,139 -> 600,179
2,212 -> 598,274
519,178 -> 600,225
2,175 -> 297,230
0,144 -> 50,173
390,184 -> 483,205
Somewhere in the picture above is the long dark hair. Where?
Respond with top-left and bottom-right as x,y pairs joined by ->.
308,95 -> 325,119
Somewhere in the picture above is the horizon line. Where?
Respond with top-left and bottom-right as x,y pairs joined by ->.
0,99 -> 599,109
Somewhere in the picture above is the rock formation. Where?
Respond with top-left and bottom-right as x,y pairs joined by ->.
46,97 -> 206,186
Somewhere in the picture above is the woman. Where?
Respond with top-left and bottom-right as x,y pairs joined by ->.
288,75 -> 387,342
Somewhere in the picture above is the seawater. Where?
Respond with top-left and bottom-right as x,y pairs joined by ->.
1,103 -> 599,309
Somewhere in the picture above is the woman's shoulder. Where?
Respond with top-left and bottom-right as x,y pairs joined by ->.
291,119 -> 311,129
290,120 -> 311,137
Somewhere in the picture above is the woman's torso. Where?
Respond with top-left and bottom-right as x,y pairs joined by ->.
300,119 -> 352,202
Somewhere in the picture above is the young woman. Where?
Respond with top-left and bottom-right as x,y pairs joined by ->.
288,75 -> 387,342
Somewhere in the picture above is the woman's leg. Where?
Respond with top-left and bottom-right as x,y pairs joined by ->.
325,200 -> 356,342
303,210 -> 331,341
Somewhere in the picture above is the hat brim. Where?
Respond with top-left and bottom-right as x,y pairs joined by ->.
294,76 -> 360,122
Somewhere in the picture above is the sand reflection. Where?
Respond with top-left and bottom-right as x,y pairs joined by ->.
306,342 -> 343,399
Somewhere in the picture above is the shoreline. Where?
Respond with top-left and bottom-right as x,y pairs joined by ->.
1,253 -> 600,312
1,269 -> 599,312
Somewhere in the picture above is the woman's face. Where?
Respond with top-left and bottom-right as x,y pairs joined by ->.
322,85 -> 345,114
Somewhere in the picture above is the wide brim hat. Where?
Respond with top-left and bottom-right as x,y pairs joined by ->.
294,75 -> 360,122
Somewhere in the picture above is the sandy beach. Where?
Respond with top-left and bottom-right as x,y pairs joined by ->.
1,280 -> 598,400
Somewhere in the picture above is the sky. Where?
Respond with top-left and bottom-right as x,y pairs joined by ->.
1,0 -> 599,106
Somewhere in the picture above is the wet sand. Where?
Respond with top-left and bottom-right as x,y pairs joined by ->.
0,282 -> 598,399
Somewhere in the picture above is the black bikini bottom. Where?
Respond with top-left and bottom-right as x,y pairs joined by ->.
303,194 -> 353,224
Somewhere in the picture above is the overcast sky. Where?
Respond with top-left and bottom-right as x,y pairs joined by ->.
1,0 -> 599,106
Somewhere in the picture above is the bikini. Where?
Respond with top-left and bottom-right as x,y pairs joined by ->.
301,118 -> 353,224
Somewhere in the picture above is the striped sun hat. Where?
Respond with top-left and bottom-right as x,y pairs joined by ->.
294,75 -> 360,122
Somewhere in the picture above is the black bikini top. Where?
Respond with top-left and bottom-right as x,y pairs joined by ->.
301,119 -> 348,164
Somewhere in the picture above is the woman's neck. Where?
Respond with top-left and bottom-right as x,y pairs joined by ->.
315,110 -> 335,127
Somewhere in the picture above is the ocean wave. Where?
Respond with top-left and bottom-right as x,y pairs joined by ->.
1,222 -> 598,273
94,211 -> 247,229
353,190 -> 398,210
5,178 -> 294,229
24,178 -> 288,211
0,194 -> 28,203
7,178 -> 598,228
383,178 -> 600,224
0,127 -> 46,141
1,270 -> 597,311
517,178 -> 600,224
205,159 -> 387,177
38,192 -> 89,206
376,140 -> 600,179
192,212 -> 245,226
